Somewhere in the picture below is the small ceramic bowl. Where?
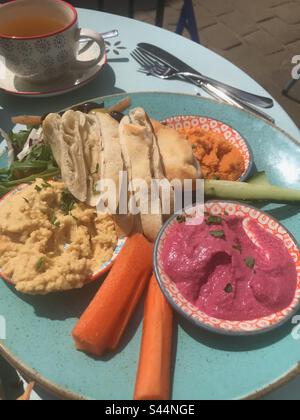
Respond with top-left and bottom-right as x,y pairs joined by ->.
163,115 -> 254,182
154,201 -> 300,336
0,184 -> 126,286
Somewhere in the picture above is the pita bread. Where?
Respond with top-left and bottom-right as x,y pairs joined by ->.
118,108 -> 164,242
43,111 -> 88,202
42,113 -> 62,167
151,119 -> 201,182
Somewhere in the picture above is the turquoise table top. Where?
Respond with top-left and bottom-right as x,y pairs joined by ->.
0,8 -> 299,400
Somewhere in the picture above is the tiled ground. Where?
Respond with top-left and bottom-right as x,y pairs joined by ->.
72,0 -> 300,128
2,0 -> 298,124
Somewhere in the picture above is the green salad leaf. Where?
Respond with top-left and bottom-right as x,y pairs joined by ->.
0,127 -> 60,197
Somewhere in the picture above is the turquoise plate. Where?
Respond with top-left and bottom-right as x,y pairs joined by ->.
0,92 -> 300,400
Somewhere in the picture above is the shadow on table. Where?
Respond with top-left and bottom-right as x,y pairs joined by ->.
253,203 -> 300,223
4,276 -> 105,321
0,64 -> 125,116
3,276 -> 145,362
177,312 -> 298,353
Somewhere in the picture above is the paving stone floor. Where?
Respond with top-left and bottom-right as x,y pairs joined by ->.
72,0 -> 300,129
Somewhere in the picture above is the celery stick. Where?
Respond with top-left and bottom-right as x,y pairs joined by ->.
204,180 -> 300,203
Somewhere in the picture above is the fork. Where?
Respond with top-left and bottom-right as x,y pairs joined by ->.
131,49 -> 275,124
139,63 -> 274,110
131,49 -> 274,110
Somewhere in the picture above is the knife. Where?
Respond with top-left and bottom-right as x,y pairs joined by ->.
137,43 -> 274,110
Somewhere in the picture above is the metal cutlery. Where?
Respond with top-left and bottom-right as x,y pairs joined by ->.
132,45 -> 274,110
139,62 -> 275,110
132,44 -> 275,124
131,49 -> 275,124
79,29 -> 119,43
101,29 -> 119,40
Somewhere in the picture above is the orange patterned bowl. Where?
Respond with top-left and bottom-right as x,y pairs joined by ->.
154,201 -> 300,336
163,115 -> 254,182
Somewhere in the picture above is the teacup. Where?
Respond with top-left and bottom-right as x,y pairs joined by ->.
0,0 -> 106,84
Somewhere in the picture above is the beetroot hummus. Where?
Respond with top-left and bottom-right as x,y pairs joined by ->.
162,215 -> 297,321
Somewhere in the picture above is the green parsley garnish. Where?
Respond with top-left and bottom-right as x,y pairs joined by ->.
35,257 -> 45,272
224,283 -> 233,293
91,163 -> 100,176
41,181 -> 52,189
206,215 -> 223,225
35,185 -> 42,193
176,214 -> 186,223
210,230 -> 225,239
245,257 -> 255,269
92,181 -> 98,195
233,243 -> 242,253
71,213 -> 79,222
49,212 -> 60,228
60,189 -> 77,215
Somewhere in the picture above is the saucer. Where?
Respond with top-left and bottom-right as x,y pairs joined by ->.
0,40 -> 107,98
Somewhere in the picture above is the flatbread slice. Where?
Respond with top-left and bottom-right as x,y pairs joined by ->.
151,119 -> 201,182
43,111 -> 88,202
119,108 -> 164,242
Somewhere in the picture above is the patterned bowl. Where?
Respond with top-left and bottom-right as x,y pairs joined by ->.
154,201 -> 300,336
163,115 -> 254,182
0,184 -> 126,287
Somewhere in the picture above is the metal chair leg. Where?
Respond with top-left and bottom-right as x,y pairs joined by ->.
176,0 -> 200,44
155,0 -> 166,27
282,79 -> 298,96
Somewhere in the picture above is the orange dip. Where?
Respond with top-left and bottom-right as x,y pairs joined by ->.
179,127 -> 245,181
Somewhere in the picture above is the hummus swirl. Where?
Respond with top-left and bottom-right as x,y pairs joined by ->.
0,180 -> 117,294
162,216 -> 297,321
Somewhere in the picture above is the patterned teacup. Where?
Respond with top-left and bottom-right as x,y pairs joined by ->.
0,0 -> 105,84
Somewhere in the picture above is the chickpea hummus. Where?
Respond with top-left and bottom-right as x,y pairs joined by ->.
0,180 -> 117,295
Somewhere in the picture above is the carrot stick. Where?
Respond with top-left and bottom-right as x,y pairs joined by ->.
72,234 -> 153,356
11,115 -> 42,126
108,97 -> 132,113
17,382 -> 35,400
134,275 -> 174,400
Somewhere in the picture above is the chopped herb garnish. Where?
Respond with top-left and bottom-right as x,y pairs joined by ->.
35,185 -> 42,193
176,214 -> 186,223
233,243 -> 242,253
210,230 -> 225,239
35,257 -> 45,272
212,175 -> 220,180
224,283 -> 233,293
224,211 -> 230,216
92,181 -> 98,195
91,163 -> 100,176
245,257 -> 255,269
206,215 -> 223,225
41,181 -> 52,189
71,213 -> 79,222
22,197 -> 30,204
50,212 -> 60,228
60,189 -> 77,215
